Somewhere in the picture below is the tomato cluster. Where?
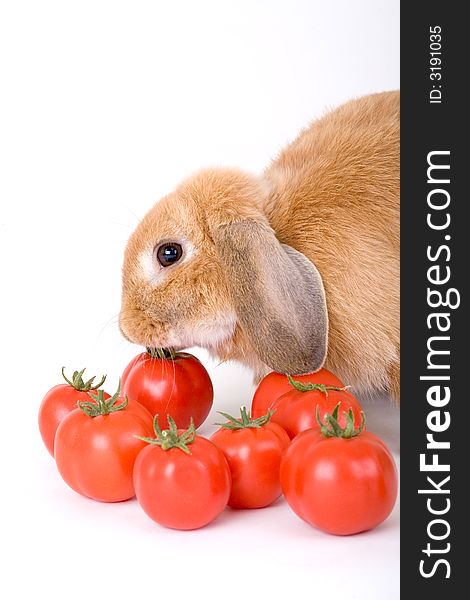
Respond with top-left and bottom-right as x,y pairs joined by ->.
39,356 -> 398,536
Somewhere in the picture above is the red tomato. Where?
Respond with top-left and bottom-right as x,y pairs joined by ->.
123,349 -> 213,429
210,407 -> 289,509
251,368 -> 344,418
121,352 -> 147,389
38,368 -> 109,456
280,408 -> 398,535
269,378 -> 363,438
54,387 -> 154,502
133,417 -> 231,529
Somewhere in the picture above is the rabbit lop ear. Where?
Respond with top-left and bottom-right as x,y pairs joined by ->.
213,221 -> 328,374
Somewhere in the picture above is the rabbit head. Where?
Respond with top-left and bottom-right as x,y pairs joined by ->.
119,168 -> 328,378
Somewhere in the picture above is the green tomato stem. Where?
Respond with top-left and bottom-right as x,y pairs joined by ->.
145,347 -> 193,360
316,403 -> 366,439
216,406 -> 274,430
62,367 -> 107,391
287,374 -> 349,396
136,415 -> 196,454
77,379 -> 127,418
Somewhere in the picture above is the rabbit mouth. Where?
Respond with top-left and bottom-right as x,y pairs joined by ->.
156,312 -> 237,352
119,305 -> 170,348
119,306 -> 237,353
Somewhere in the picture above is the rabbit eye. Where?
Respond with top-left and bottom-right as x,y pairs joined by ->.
156,242 -> 183,267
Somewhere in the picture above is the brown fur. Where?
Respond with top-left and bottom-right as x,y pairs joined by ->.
212,221 -> 328,374
120,91 -> 400,401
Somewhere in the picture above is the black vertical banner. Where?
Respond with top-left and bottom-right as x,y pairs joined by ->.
401,2 -> 465,596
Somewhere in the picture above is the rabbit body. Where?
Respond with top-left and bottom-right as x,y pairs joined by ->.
120,91 -> 400,401
262,91 -> 400,398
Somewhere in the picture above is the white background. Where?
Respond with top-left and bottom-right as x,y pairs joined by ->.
0,1 -> 400,599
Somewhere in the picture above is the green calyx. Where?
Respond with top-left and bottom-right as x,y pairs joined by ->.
137,415 -> 196,454
145,347 -> 191,360
62,367 -> 107,392
287,375 -> 348,396
316,403 -> 366,439
216,405 -> 273,430
146,347 -> 176,360
77,380 -> 127,418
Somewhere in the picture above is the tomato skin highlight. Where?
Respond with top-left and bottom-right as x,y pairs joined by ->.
280,429 -> 398,535
121,352 -> 147,389
123,352 -> 213,429
38,384 -> 111,456
210,421 -> 289,509
251,369 -> 344,419
270,387 -> 363,439
54,399 -> 154,502
133,435 -> 231,530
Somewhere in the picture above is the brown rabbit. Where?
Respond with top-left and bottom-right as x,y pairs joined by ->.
120,91 -> 400,402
